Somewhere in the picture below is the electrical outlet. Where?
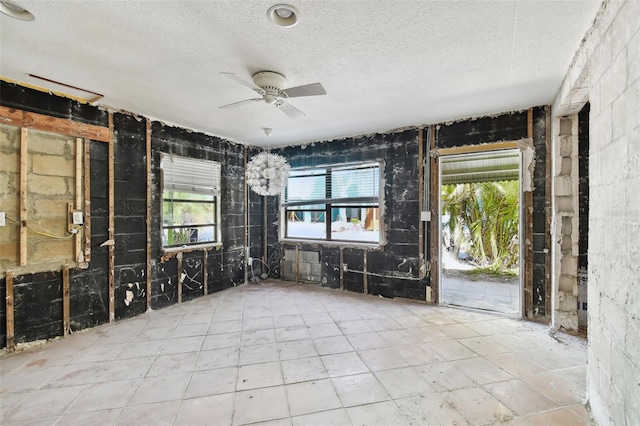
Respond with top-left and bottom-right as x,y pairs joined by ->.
342,263 -> 347,271
0,212 -> 5,226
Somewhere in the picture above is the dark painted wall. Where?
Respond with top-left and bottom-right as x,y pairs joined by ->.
272,130 -> 428,300
435,108 -> 550,318
0,82 -> 254,347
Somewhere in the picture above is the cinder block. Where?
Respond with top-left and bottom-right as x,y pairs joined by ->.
311,263 -> 322,276
561,255 -> 578,275
599,50 -> 627,109
29,175 -> 71,196
302,251 -> 319,263
28,133 -> 73,155
562,216 -> 573,235
30,239 -> 74,263
32,154 -> 74,177
559,274 -> 575,292
299,262 -> 311,275
0,172 -> 19,193
559,118 -> 573,136
560,157 -> 572,175
28,198 -> 71,218
554,175 -> 573,196
284,249 -> 297,261
559,135 -> 573,157
556,196 -> 574,213
0,152 -> 19,173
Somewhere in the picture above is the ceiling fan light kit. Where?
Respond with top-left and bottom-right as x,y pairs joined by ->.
268,4 -> 298,28
0,0 -> 34,21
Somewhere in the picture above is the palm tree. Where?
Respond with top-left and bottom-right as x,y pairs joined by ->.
442,181 -> 519,270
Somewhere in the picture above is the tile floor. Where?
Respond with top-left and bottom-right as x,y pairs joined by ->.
0,280 -> 592,425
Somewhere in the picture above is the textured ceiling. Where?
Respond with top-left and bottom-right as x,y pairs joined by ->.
0,1 -> 601,147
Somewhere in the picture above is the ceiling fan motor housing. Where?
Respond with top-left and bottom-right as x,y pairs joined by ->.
253,71 -> 287,95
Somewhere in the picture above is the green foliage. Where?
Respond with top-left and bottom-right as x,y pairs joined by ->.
442,181 -> 520,269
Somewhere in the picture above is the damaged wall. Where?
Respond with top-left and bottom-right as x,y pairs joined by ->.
552,0 -> 639,424
0,81 -> 254,347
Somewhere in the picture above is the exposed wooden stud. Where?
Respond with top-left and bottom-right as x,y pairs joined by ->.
203,250 -> 208,296
19,128 -> 28,266
177,252 -> 183,303
0,106 -> 110,142
243,147 -> 248,285
435,140 -> 521,156
363,250 -> 368,294
108,112 -> 115,323
339,247 -> 344,290
83,139 -> 91,262
429,125 -> 440,304
62,264 -> 70,336
145,119 -> 152,310
5,271 -> 15,351
544,107 -> 552,318
418,128 -> 424,273
74,138 -> 83,262
524,108 -> 534,318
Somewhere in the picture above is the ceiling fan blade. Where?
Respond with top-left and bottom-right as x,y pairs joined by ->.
219,98 -> 263,109
276,101 -> 305,119
282,82 -> 327,98
220,72 -> 262,93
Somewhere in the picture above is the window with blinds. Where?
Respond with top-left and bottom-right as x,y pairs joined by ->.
160,154 -> 221,248
282,161 -> 382,243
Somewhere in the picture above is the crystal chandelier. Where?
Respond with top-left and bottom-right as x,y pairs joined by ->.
246,128 -> 290,196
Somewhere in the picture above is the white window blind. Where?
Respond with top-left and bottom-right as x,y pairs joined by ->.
161,154 -> 221,195
284,162 -> 380,206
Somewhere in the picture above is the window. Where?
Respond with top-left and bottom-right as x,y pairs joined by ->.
282,161 -> 382,244
161,154 -> 221,248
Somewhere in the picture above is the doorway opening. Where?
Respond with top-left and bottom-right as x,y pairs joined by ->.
439,149 -> 522,316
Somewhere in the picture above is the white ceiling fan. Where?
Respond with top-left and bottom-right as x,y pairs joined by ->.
220,71 -> 327,119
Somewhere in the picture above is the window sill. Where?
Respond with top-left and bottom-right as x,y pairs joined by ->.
161,242 -> 222,259
280,238 -> 384,250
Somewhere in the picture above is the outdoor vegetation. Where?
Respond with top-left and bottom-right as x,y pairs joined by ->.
442,180 -> 520,274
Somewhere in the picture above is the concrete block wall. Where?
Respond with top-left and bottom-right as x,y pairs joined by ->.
553,0 -> 640,424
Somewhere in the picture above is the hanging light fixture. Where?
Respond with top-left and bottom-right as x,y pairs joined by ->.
246,128 -> 290,196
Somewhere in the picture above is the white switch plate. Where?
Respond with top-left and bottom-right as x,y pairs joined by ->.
0,212 -> 5,226
420,211 -> 431,221
72,211 -> 84,225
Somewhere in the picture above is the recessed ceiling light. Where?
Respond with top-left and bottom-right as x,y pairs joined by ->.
268,4 -> 298,28
0,0 -> 34,21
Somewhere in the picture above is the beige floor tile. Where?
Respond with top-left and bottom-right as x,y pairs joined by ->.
464,321 -> 505,336
377,329 -> 421,346
306,322 -> 343,338
286,379 -> 342,417
314,336 -> 354,355
522,371 -> 586,405
452,357 -> 513,385
275,326 -> 311,342
94,356 -> 154,382
374,366 -> 434,398
394,343 -> 445,366
458,336 -> 511,356
329,310 -> 362,322
366,317 -> 403,332
278,339 -> 318,360
58,408 -> 123,426
202,331 -> 241,350
358,347 -> 409,371
338,320 -> 375,335
237,361 -> 284,390
208,320 -> 242,334
428,339 -> 477,361
346,400 -> 411,426
445,387 -> 514,425
346,332 -> 388,351
302,312 -> 334,325
395,394 -> 468,425
273,315 -> 305,328
41,361 -> 106,388
525,407 -> 590,425
242,329 -> 278,346
321,352 -> 369,377
185,366 -> 237,398
69,343 -> 128,364
233,386 -> 289,425
486,379 -> 561,416
175,392 -> 235,425
2,384 -> 86,423
282,356 -> 328,384
393,314 -> 429,329
292,408 -> 352,426
115,400 -> 180,425
416,361 -> 475,392
484,353 -> 547,378
67,379 -> 142,413
116,339 -> 165,359
408,326 -> 450,342
332,373 -> 390,407
438,323 -> 481,339
171,322 -> 209,338
179,312 -> 213,325
239,342 -> 279,365
147,352 -> 198,376
242,317 -> 275,331
128,373 -> 190,405
159,335 -> 205,355
194,347 -> 239,371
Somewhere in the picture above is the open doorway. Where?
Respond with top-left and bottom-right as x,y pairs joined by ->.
439,149 -> 522,315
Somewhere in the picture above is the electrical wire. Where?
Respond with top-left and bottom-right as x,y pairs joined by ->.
4,214 -> 80,240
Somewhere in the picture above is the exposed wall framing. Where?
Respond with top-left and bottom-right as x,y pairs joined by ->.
145,119 -> 152,310
108,112 -> 115,322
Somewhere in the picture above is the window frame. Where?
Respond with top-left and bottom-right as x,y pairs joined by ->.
160,153 -> 222,252
280,160 -> 385,246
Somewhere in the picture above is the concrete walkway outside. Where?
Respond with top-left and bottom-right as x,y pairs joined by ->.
442,272 -> 520,315
1,280 -> 589,425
